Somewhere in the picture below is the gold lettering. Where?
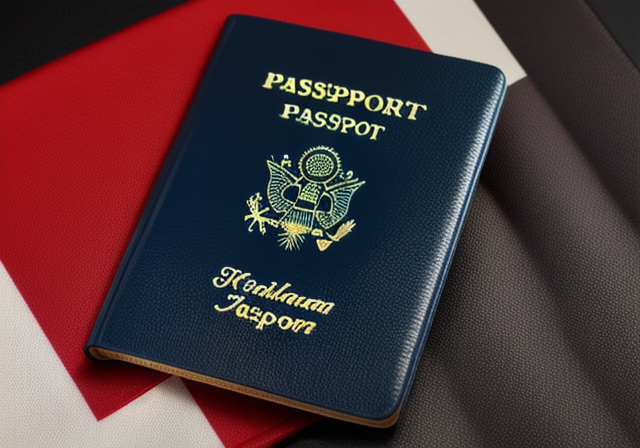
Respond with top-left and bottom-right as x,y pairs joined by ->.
369,124 -> 386,141
347,89 -> 365,106
235,303 -> 250,319
405,101 -> 428,120
340,116 -> 356,134
291,318 -> 307,332
327,114 -> 341,131
248,306 -> 262,322
291,319 -> 316,334
256,311 -> 277,330
212,267 -> 241,289
212,267 -> 333,316
303,298 -> 333,313
252,284 -> 267,296
302,321 -> 316,334
355,121 -> 370,136
313,111 -> 327,128
242,279 -> 257,293
255,282 -> 277,297
280,292 -> 297,304
232,272 -> 251,291
262,72 -> 284,89
280,103 -> 300,119
280,77 -> 296,93
277,315 -> 294,330
214,294 -> 245,312
280,77 -> 296,94
326,85 -> 349,103
296,108 -> 314,126
297,79 -> 312,96
364,95 -> 384,112
264,72 -> 428,128
382,97 -> 404,117
312,82 -> 327,100
317,302 -> 334,315
268,283 -> 291,300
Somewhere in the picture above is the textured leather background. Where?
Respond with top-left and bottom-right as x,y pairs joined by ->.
279,0 -> 640,446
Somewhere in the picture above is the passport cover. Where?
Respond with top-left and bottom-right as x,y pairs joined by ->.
85,15 -> 506,427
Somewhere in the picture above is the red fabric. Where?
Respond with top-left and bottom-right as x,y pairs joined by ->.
185,381 -> 322,448
0,0 -> 427,445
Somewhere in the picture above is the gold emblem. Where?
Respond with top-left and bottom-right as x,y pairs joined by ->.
245,146 -> 365,251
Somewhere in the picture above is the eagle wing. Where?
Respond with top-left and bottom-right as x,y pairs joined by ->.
266,160 -> 297,213
316,180 -> 365,229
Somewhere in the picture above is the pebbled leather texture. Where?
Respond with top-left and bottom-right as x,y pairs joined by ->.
86,15 -> 505,424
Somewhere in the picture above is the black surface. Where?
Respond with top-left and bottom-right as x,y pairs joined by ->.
587,0 -> 640,69
0,1 -> 189,85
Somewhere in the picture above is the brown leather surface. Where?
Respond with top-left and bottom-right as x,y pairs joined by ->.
279,0 -> 640,446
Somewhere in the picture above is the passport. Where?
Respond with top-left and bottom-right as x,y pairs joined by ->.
85,15 -> 506,427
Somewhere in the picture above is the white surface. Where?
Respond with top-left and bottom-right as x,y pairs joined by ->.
0,262 -> 223,448
396,0 -> 526,85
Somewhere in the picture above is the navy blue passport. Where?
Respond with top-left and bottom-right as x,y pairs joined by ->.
85,15 -> 505,427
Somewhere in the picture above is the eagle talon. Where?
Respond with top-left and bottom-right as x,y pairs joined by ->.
328,220 -> 356,242
245,193 -> 277,234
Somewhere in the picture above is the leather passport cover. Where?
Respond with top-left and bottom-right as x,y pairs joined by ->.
85,15 -> 506,427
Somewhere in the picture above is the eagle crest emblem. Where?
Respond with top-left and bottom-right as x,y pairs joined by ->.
245,146 -> 365,251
